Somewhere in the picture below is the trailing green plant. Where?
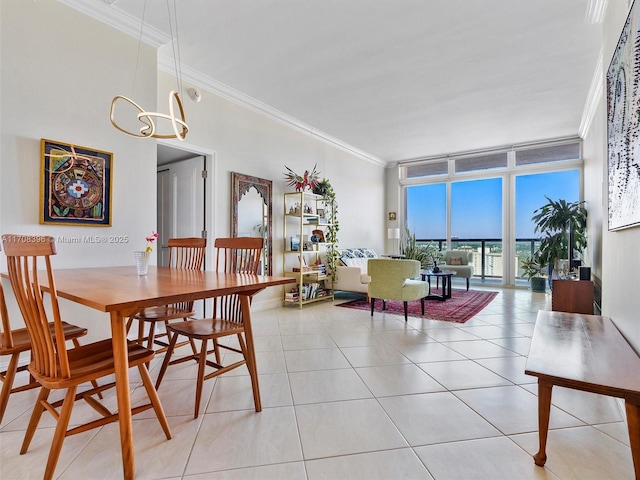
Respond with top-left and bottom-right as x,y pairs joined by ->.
313,179 -> 339,280
400,227 -> 439,269
531,196 -> 587,269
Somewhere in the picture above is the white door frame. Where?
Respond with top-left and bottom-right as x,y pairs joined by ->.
157,139 -> 216,272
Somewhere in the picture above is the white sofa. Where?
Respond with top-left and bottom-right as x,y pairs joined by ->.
332,248 -> 377,294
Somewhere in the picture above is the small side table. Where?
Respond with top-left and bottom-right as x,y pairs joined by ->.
420,269 -> 456,301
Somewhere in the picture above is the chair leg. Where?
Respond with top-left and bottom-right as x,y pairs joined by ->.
213,339 -> 222,365
155,330 -> 180,390
421,297 -> 425,315
71,339 -> 102,399
194,339 -> 208,419
182,318 -> 199,356
145,322 -> 157,368
370,298 -> 375,316
466,278 -> 470,290
138,364 -> 171,439
43,386 -> 77,480
21,387 -> 51,454
403,301 -> 408,322
0,353 -> 19,423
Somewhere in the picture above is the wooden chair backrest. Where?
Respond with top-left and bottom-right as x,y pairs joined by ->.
1,235 -> 70,379
214,237 -> 263,275
167,237 -> 206,270
213,237 -> 263,321
0,243 -> 14,350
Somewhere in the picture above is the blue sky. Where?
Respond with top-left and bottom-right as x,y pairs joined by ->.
407,170 -> 580,239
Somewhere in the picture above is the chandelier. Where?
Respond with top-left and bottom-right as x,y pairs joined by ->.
109,0 -> 189,140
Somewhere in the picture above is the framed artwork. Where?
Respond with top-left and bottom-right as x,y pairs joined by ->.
388,212 -> 397,221
40,139 -> 113,226
317,208 -> 325,217
607,0 -> 640,231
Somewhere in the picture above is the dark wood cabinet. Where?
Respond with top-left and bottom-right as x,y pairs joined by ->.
551,279 -> 594,314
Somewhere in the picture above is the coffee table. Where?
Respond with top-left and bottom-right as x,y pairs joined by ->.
420,269 -> 456,301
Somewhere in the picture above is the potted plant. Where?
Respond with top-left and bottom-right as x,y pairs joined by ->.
400,227 -> 439,269
520,255 -> 547,292
531,196 -> 587,282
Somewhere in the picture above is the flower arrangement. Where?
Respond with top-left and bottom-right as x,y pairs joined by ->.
145,231 -> 159,252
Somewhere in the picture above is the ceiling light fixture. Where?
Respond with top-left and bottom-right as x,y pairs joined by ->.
110,0 -> 189,140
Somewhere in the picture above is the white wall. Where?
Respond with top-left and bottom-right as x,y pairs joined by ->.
590,0 -> 640,352
1,0 -> 158,340
0,0 -> 386,341
157,71 -> 386,308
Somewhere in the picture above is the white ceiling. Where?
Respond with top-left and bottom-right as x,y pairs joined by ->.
71,0 -> 604,165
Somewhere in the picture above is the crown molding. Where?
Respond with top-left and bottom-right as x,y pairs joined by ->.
59,0 -> 385,166
579,49 -> 603,139
157,55 -> 386,166
57,0 -> 170,48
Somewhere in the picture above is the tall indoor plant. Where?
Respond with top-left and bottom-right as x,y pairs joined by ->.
531,196 -> 587,280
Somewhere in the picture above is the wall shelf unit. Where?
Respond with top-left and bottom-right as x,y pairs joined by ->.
282,191 -> 334,308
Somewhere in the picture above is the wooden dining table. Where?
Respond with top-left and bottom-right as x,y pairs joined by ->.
37,265 -> 295,480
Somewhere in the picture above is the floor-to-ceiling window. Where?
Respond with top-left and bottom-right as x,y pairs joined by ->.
406,182 -> 446,248
514,170 -> 581,281
402,139 -> 583,287
451,178 -> 502,279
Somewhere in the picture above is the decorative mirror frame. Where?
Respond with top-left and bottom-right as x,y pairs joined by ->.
231,172 -> 273,275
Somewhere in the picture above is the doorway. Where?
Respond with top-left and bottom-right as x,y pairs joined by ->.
157,141 -> 214,317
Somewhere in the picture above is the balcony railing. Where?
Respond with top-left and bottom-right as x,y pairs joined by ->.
416,238 -> 541,280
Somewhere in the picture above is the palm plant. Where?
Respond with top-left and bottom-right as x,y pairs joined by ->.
531,196 -> 587,270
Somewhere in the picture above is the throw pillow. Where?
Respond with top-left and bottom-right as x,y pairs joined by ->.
449,257 -> 463,265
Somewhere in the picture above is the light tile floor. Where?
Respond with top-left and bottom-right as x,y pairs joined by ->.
0,286 -> 635,479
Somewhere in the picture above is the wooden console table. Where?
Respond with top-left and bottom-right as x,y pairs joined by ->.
525,310 -> 640,478
552,278 -> 594,314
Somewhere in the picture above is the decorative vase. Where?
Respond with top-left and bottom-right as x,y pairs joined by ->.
133,251 -> 149,275
432,260 -> 440,273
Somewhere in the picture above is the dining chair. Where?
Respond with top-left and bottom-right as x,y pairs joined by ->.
155,237 -> 264,418
127,237 -> 206,360
1,234 -> 171,480
0,243 -> 91,424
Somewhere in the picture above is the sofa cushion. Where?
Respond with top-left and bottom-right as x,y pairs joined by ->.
335,248 -> 378,275
444,250 -> 470,265
341,257 -> 369,272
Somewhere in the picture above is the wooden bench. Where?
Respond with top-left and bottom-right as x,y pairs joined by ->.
525,310 -> 640,479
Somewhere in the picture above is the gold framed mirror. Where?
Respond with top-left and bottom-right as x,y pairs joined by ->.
231,172 -> 272,275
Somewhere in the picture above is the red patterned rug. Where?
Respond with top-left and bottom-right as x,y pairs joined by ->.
337,289 -> 499,323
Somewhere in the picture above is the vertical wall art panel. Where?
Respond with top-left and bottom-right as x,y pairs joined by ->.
40,139 -> 113,226
607,0 -> 640,230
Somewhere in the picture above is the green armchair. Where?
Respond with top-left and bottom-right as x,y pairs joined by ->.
367,258 -> 430,322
